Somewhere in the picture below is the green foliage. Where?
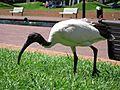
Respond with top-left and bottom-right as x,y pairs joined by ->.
14,2 -> 44,10
66,1 -> 105,11
0,48 -> 120,90
114,0 -> 119,3
0,1 -> 120,11
0,2 -> 13,9
13,1 -> 120,11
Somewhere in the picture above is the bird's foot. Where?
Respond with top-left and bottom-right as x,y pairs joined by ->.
92,68 -> 100,77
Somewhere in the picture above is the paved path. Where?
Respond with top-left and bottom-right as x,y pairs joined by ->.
0,24 -> 108,58
0,15 -> 68,22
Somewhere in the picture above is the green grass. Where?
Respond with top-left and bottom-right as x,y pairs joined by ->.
66,1 -> 105,11
0,2 -> 13,9
0,1 -> 120,12
14,2 -> 46,10
0,48 -> 120,90
14,1 -> 120,11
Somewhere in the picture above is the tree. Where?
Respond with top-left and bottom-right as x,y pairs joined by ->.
72,0 -> 75,5
69,0 -> 72,5
114,0 -> 118,3
26,0 -> 30,2
102,0 -> 105,4
69,0 -> 80,6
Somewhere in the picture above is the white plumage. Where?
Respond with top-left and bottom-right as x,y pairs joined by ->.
18,19 -> 114,76
48,19 -> 104,47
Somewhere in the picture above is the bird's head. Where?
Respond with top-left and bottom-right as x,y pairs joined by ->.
18,32 -> 48,65
93,23 -> 115,41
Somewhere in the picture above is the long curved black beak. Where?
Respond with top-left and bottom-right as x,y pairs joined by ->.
18,33 -> 39,65
18,40 -> 32,65
18,32 -> 51,65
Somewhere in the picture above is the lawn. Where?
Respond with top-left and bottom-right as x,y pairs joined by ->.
0,48 -> 120,90
0,2 -> 13,9
0,1 -> 120,12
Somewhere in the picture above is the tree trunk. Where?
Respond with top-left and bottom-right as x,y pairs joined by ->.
69,0 -> 72,6
77,0 -> 80,4
72,0 -> 74,6
26,0 -> 30,2
102,0 -> 105,4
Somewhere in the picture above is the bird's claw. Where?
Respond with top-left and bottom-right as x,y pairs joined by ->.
92,68 -> 100,77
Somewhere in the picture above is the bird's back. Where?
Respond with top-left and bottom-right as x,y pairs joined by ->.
48,19 -> 104,47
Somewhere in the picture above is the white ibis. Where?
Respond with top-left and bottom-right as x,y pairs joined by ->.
18,19 -> 115,76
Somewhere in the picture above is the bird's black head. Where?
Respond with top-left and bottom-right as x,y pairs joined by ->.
26,32 -> 47,45
93,23 -> 115,41
18,32 -> 48,65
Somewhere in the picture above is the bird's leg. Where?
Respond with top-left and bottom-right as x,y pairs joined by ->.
71,47 -> 78,75
90,46 -> 100,76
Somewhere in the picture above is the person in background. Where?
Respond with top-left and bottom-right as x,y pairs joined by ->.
44,0 -> 49,8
